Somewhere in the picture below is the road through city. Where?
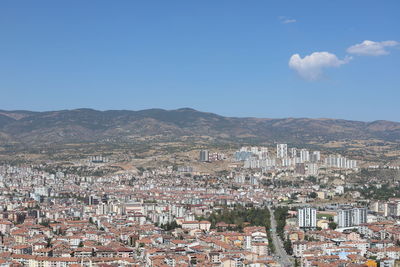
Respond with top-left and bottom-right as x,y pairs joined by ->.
268,206 -> 293,267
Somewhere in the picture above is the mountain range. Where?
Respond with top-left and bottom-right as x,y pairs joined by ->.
0,108 -> 399,147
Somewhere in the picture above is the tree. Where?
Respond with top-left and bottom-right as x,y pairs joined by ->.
46,238 -> 52,248
309,192 -> 318,199
39,220 -> 50,227
284,238 -> 293,255
328,222 -> 337,230
160,221 -> 181,231
307,176 -> 317,183
274,207 -> 289,240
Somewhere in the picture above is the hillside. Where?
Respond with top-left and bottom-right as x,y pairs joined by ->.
0,108 -> 399,147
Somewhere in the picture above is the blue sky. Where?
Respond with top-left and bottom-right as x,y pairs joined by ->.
0,1 -> 399,121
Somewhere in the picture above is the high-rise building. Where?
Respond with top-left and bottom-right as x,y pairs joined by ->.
88,195 -> 99,205
235,146 -> 269,161
244,158 -> 276,169
281,157 -> 292,167
384,202 -> 400,217
199,150 -> 209,162
311,151 -> 321,162
234,151 -> 253,161
337,208 -> 367,228
306,163 -> 319,176
298,207 -> 317,229
276,144 -> 288,159
289,148 -> 297,158
260,147 -> 269,159
325,155 -> 357,169
346,160 -> 357,169
352,208 -> 367,225
300,149 -> 310,163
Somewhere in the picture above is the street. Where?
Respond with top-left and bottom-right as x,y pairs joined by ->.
268,206 -> 293,267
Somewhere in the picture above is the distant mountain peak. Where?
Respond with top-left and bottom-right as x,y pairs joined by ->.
176,107 -> 198,112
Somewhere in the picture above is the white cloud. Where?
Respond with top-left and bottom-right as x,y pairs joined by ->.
283,19 -> 296,24
347,40 -> 399,56
279,16 -> 296,24
289,52 -> 351,80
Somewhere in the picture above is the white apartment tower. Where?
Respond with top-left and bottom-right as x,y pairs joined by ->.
298,207 -> 317,229
337,208 -> 367,228
276,144 -> 288,159
289,148 -> 297,158
325,155 -> 358,169
300,149 -> 310,163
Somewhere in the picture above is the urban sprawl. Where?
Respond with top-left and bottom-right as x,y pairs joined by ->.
0,144 -> 399,267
